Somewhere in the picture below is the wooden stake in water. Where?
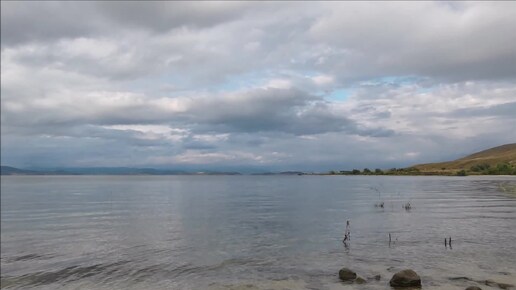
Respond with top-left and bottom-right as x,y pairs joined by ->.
343,220 -> 351,242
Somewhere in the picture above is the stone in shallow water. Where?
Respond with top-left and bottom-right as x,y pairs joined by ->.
389,269 -> 422,287
465,286 -> 482,290
355,277 -> 366,284
338,268 -> 357,281
484,279 -> 515,289
499,283 -> 516,290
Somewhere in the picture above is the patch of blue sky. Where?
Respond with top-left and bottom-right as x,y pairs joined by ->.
361,75 -> 438,95
358,75 -> 436,93
416,86 -> 435,94
327,88 -> 352,101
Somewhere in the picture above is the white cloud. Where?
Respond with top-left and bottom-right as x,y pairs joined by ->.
264,79 -> 292,89
311,74 -> 334,86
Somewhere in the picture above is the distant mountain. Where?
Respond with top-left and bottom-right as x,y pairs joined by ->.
253,171 -> 304,175
413,143 -> 516,175
1,166 -> 42,175
0,166 -> 240,175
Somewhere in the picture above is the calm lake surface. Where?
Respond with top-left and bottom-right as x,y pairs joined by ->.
1,175 -> 515,289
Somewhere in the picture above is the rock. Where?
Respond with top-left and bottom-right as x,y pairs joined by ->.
465,287 -> 482,290
497,282 -> 515,290
389,269 -> 422,287
484,280 -> 515,289
338,268 -> 357,281
373,274 -> 381,281
355,277 -> 366,284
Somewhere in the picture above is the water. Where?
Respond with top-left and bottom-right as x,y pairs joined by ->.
1,175 -> 515,289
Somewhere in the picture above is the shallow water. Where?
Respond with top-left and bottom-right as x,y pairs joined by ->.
1,175 -> 515,289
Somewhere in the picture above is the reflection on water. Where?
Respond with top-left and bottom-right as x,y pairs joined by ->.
1,175 -> 515,289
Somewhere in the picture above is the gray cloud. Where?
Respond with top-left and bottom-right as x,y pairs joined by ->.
450,102 -> 516,119
308,2 -> 516,82
1,85 -> 391,138
1,1 -> 515,170
186,88 -> 374,136
96,2 -> 253,32
5,2 -> 516,84
1,2 -> 101,46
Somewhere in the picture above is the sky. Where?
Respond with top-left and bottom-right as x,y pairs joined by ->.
1,1 -> 516,172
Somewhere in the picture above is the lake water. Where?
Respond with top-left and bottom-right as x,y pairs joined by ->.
1,175 -> 515,289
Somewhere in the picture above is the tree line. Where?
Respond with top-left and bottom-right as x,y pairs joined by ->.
328,163 -> 516,176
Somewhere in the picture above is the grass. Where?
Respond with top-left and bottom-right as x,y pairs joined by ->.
412,143 -> 516,175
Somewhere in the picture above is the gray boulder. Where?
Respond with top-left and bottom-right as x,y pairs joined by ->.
389,269 -> 422,287
338,268 -> 357,281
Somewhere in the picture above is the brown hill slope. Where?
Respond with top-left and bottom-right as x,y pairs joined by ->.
413,143 -> 516,174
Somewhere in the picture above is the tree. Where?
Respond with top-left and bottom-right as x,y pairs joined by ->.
496,163 -> 512,175
456,170 -> 467,176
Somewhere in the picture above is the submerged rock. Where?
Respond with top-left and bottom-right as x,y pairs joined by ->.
498,283 -> 515,290
389,269 -> 422,287
465,286 -> 482,290
338,268 -> 357,281
355,277 -> 366,284
484,280 -> 515,289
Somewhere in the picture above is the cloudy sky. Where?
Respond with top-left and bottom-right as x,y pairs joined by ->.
1,1 -> 515,172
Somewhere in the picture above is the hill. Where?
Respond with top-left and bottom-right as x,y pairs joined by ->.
0,166 -> 42,175
413,143 -> 516,175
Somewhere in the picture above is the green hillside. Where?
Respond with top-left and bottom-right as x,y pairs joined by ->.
413,143 -> 516,175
